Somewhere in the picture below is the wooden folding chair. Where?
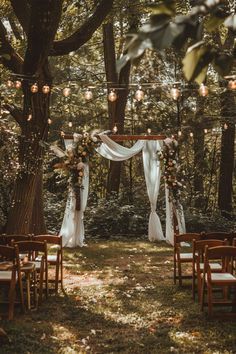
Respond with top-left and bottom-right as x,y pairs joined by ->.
201,245 -> 236,318
174,233 -> 202,286
33,235 -> 63,292
0,244 -> 24,319
13,241 -> 48,307
202,232 -> 235,245
192,239 -> 226,301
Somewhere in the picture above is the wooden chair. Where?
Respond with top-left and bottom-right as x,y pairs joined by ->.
202,232 -> 235,245
201,245 -> 236,318
174,233 -> 202,286
13,240 -> 48,306
33,235 -> 63,292
192,239 -> 226,301
0,244 -> 24,319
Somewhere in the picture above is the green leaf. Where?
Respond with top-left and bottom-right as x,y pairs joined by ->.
182,41 -> 214,83
146,1 -> 176,17
224,14 -> 236,32
205,15 -> 225,32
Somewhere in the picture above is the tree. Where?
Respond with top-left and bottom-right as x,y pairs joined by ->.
0,0 -> 114,234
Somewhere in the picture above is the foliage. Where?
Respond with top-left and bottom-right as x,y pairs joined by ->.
85,194 -> 155,237
118,0 -> 236,83
158,137 -> 184,206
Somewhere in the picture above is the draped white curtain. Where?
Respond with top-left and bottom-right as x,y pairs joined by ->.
97,135 -> 164,242
59,139 -> 89,247
59,134 -> 185,247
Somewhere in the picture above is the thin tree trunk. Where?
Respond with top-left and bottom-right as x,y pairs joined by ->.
218,90 -> 235,218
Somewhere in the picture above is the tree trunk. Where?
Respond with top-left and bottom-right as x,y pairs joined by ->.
218,91 -> 235,218
103,22 -> 131,195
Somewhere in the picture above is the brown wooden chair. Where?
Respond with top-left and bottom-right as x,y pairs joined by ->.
201,245 -> 236,318
0,244 -> 24,319
192,239 -> 226,301
33,235 -> 63,292
174,233 -> 202,286
202,232 -> 235,245
13,240 -> 48,306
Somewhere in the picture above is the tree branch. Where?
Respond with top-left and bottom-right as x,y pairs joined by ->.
51,0 -> 114,56
3,104 -> 24,125
10,0 -> 30,34
0,21 -> 23,73
23,0 -> 63,75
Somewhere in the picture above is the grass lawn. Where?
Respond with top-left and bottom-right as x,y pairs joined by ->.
1,236 -> 236,353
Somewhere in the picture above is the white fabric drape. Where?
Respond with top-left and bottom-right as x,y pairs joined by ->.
60,139 -> 89,247
142,141 -> 164,241
97,135 -> 164,242
165,186 -> 186,245
97,134 -> 145,160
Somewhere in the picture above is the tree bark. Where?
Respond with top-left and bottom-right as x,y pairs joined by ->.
218,91 -> 235,218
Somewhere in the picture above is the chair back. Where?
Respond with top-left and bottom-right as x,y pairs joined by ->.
193,239 -> 226,260
174,233 -> 201,246
205,245 -> 236,273
4,234 -> 31,245
33,234 -> 62,246
202,232 -> 234,244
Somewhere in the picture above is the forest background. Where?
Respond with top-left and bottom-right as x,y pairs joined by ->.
0,0 -> 235,239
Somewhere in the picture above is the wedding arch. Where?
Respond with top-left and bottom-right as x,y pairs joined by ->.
59,132 -> 186,248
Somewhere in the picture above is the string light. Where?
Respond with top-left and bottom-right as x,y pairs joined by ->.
170,84 -> 180,100
15,80 -> 22,89
31,83 -> 38,93
61,131 -> 65,137
224,123 -> 228,129
27,114 -> 32,121
204,128 -> 208,134
228,80 -> 236,90
135,86 -> 144,101
178,131 -> 182,137
84,88 -> 93,100
198,83 -> 209,97
108,89 -> 117,102
147,128 -> 151,134
48,118 -> 52,124
113,124 -> 118,133
190,132 -> 193,137
63,87 -> 71,97
6,80 -> 13,88
42,84 -> 50,94
68,121 -> 73,127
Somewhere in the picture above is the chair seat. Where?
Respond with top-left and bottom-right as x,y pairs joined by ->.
0,261 -> 13,271
36,255 -> 57,263
198,262 -> 222,271
0,271 -> 18,281
208,273 -> 236,282
21,262 -> 35,272
30,261 -> 42,270
180,252 -> 194,260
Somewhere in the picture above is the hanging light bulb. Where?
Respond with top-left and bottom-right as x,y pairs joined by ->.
68,121 -> 73,127
48,118 -> 52,124
61,131 -> 65,137
112,124 -> 118,134
147,128 -> 152,134
84,88 -> 93,100
31,83 -> 38,93
27,114 -> 32,121
42,84 -> 50,94
63,87 -> 71,97
135,86 -> 144,101
6,80 -> 13,88
228,80 -> 236,90
204,128 -> 208,134
198,83 -> 209,97
108,89 -> 117,102
170,85 -> 180,100
178,131 -> 182,137
224,123 -> 228,130
15,80 -> 22,89
190,132 -> 194,138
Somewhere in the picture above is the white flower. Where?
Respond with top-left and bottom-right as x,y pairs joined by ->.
164,137 -> 172,145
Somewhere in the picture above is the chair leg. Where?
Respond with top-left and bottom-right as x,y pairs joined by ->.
207,284 -> 213,317
174,255 -> 176,284
60,254 -> 64,290
26,273 -> 31,311
18,271 -> 25,313
55,259 -> 60,293
200,278 -> 205,311
8,273 -> 16,320
45,261 -> 48,298
177,261 -> 182,286
192,269 -> 195,300
38,262 -> 44,305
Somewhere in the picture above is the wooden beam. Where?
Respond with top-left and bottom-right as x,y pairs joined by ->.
63,134 -> 166,141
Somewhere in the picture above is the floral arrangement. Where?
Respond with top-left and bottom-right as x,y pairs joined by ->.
158,137 -> 184,207
51,132 -> 99,210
